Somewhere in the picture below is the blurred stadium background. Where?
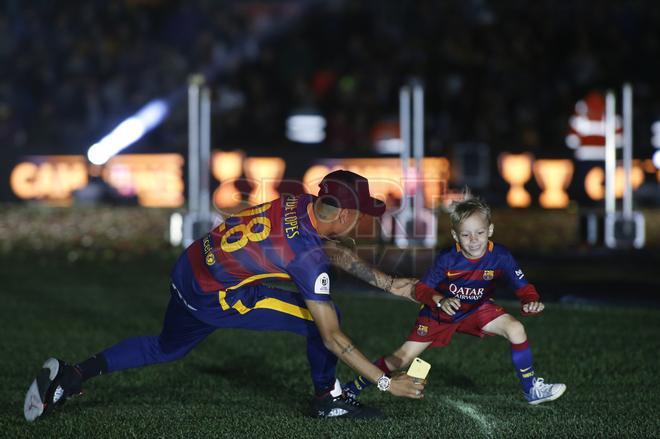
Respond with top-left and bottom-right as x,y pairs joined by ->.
1,0 -> 659,436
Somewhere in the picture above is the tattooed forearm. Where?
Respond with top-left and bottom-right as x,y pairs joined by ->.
340,343 -> 355,356
351,261 -> 393,290
348,260 -> 378,285
325,244 -> 393,291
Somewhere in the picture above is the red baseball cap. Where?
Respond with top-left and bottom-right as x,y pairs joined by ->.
317,170 -> 386,217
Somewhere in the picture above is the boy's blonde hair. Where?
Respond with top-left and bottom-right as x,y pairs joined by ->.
449,197 -> 492,230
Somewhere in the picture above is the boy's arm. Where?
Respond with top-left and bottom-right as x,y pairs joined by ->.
323,242 -> 416,301
515,284 -> 540,304
414,281 -> 443,308
504,251 -> 543,315
516,284 -> 543,315
413,251 -> 449,308
415,282 -> 462,315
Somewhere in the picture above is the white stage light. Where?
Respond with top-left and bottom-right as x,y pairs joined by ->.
87,100 -> 169,165
375,138 -> 403,154
652,121 -> 660,148
286,114 -> 326,143
169,212 -> 184,246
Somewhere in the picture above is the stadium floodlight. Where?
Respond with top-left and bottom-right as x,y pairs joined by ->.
87,100 -> 169,165
169,212 -> 184,246
652,121 -> 660,169
286,114 -> 326,143
652,121 -> 660,148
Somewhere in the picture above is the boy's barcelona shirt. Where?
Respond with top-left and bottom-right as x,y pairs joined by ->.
414,242 -> 540,322
171,194 -> 333,312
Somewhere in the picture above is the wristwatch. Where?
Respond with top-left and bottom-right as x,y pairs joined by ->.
376,374 -> 391,392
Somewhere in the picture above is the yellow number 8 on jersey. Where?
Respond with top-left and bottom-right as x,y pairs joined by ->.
220,216 -> 272,253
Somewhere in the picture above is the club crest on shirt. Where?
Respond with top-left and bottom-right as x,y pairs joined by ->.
417,324 -> 428,336
483,270 -> 494,280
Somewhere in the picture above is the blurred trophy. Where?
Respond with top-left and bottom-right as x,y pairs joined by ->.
533,159 -> 574,208
498,153 -> 533,208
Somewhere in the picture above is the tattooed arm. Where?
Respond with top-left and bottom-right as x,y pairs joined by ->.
323,242 -> 417,301
304,299 -> 424,399
324,241 -> 393,291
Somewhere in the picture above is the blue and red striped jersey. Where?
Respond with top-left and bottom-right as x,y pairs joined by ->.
416,242 -> 539,322
173,194 -> 332,305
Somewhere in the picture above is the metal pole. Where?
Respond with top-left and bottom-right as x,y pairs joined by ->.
604,91 -> 616,218
396,85 -> 412,247
187,75 -> 202,213
622,83 -> 633,221
412,81 -> 424,219
399,86 -> 411,191
200,86 -> 211,217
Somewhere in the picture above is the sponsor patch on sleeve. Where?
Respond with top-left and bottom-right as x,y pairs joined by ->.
314,272 -> 330,295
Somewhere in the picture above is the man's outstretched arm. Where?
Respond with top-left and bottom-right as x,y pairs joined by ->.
323,242 -> 417,301
305,299 -> 424,399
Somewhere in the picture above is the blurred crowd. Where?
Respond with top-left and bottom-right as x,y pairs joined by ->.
1,0 -> 293,156
2,0 -> 659,160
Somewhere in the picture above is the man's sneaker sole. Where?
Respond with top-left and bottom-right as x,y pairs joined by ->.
309,393 -> 384,419
24,358 -> 61,422
310,406 -> 384,419
527,383 -> 567,405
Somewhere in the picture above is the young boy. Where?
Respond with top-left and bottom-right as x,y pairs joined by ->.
344,198 -> 566,404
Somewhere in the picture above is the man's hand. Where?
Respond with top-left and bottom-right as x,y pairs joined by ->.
306,299 -> 423,398
438,296 -> 461,315
389,278 -> 418,302
388,373 -> 425,399
522,301 -> 544,315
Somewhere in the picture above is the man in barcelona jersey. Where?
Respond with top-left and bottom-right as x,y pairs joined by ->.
24,170 -> 424,421
343,197 -> 566,405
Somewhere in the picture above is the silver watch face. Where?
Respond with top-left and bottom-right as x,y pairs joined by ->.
377,375 -> 391,391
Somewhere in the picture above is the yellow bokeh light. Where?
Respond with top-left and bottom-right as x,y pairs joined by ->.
584,164 -> 646,200
301,158 -> 450,210
103,154 -> 184,207
10,156 -> 88,203
212,151 -> 244,209
533,159 -> 574,208
498,153 -> 533,208
244,157 -> 286,205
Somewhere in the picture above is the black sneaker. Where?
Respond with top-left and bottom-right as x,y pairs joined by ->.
309,392 -> 384,419
24,358 -> 83,422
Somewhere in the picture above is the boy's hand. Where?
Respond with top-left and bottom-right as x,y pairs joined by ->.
522,301 -> 544,315
437,297 -> 461,315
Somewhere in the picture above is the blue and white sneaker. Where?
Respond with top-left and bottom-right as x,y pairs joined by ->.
525,377 -> 566,405
309,391 -> 383,419
24,358 -> 83,422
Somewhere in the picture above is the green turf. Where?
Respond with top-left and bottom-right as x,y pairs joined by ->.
1,256 -> 659,438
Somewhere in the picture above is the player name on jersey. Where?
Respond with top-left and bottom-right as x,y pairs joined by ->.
284,196 -> 300,239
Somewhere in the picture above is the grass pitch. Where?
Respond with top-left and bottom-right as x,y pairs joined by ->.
1,255 -> 659,438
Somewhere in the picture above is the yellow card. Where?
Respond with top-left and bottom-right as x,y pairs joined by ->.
406,357 -> 431,380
